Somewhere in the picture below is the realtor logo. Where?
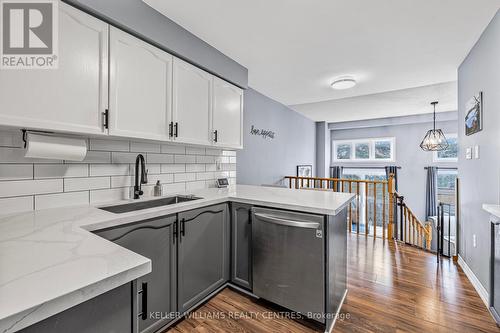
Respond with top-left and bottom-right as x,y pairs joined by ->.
1,0 -> 58,69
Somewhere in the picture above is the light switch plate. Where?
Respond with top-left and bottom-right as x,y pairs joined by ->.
474,145 -> 480,159
466,147 -> 472,160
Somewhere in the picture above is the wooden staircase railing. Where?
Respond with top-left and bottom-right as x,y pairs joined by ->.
396,194 -> 432,250
284,174 -> 432,251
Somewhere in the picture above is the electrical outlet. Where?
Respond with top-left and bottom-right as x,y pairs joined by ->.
473,234 -> 477,248
216,159 -> 222,171
474,145 -> 480,159
466,147 -> 472,160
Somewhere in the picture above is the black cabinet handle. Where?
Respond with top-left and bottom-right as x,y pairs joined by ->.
174,122 -> 178,137
168,122 -> 173,137
103,109 -> 109,129
180,218 -> 185,237
214,130 -> 218,143
173,221 -> 178,244
138,282 -> 148,320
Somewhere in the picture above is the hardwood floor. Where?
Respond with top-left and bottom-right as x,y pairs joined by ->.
166,234 -> 499,333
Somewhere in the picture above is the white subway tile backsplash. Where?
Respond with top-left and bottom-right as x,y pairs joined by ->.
111,152 -> 139,164
147,153 -> 174,164
196,172 -> 215,181
206,148 -> 223,156
0,147 -> 62,163
150,173 -> 174,185
90,164 -> 129,177
174,173 -> 196,183
0,132 -> 236,213
69,151 -> 111,164
0,164 -> 33,181
0,179 -> 62,198
64,177 -> 110,192
111,176 -> 133,188
130,141 -> 161,153
175,155 -> 196,164
89,139 -> 129,152
0,196 -> 33,215
162,182 -> 186,194
196,155 -> 215,164
161,164 -> 185,173
35,191 -> 89,210
205,164 -> 217,172
229,156 -> 237,164
161,144 -> 185,154
35,164 -> 88,179
185,164 -> 205,173
90,188 -> 130,205
222,150 -> 236,156
186,147 -> 205,155
186,181 -> 206,191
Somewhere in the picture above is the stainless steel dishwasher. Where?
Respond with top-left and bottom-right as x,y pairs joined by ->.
252,207 -> 325,320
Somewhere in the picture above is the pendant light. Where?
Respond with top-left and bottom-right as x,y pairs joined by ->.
420,101 -> 448,151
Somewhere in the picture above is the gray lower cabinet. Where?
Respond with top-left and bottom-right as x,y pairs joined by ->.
230,203 -> 252,290
95,215 -> 177,333
177,203 -> 229,313
20,283 -> 133,333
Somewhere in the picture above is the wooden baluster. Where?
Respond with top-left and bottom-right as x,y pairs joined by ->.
387,175 -> 395,240
365,182 -> 369,236
425,223 -> 432,250
403,206 -> 407,243
413,217 -> 416,245
420,226 -> 423,248
382,182 -> 386,239
356,183 -> 360,234
373,182 -> 377,239
289,177 -> 292,189
307,178 -> 310,188
295,178 -> 299,189
348,181 -> 352,234
341,180 -> 344,192
300,178 -> 303,189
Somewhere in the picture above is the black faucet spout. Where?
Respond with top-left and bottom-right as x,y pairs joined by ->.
134,154 -> 147,199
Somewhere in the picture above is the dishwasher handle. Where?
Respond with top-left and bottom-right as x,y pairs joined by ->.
254,212 -> 320,229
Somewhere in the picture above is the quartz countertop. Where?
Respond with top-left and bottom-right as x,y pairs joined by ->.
0,184 -> 354,332
483,204 -> 500,219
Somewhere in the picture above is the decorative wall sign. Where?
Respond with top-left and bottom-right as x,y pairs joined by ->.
465,92 -> 483,136
297,165 -> 313,177
250,125 -> 276,139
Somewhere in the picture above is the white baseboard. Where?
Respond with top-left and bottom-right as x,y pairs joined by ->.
457,255 -> 489,306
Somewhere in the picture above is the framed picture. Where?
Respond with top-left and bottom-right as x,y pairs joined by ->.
465,92 -> 483,136
297,165 -> 313,177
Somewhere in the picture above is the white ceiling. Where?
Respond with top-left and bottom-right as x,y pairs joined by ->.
292,81 -> 457,123
145,0 -> 499,120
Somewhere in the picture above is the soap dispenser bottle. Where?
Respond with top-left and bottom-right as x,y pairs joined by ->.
154,180 -> 162,197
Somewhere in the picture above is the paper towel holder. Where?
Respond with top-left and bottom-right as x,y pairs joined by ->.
22,129 -> 54,148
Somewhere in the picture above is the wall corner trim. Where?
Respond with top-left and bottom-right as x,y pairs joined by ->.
457,255 -> 489,307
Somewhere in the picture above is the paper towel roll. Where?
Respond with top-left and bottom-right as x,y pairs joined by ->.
25,133 -> 87,161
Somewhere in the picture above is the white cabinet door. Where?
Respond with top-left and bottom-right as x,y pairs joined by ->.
109,27 -> 173,141
212,77 -> 243,149
0,3 -> 108,135
172,58 -> 212,146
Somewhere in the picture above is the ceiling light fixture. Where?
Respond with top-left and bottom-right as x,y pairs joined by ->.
420,101 -> 448,151
330,77 -> 357,90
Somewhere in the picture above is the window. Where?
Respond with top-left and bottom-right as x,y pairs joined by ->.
336,143 -> 351,160
332,137 -> 395,162
433,134 -> 458,162
437,169 -> 457,215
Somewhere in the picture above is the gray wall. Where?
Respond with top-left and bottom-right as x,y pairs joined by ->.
237,88 -> 316,186
331,118 -> 458,221
316,122 -> 330,178
63,0 -> 248,88
457,10 -> 500,290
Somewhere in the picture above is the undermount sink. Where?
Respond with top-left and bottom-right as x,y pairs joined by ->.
99,195 -> 202,214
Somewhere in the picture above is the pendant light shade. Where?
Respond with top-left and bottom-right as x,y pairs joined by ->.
420,101 -> 448,151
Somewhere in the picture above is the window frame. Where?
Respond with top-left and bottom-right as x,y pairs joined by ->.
433,133 -> 458,163
332,137 -> 396,163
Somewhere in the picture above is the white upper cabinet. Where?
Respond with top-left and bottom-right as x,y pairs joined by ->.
109,27 -> 173,141
0,3 -> 108,135
172,58 -> 212,146
212,77 -> 244,149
